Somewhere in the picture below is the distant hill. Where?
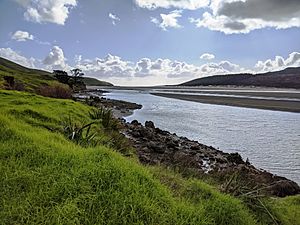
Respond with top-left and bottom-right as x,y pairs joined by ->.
83,77 -> 113,86
180,67 -> 300,89
0,57 -> 56,91
0,57 -> 113,91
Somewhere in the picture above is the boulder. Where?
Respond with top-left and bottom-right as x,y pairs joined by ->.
267,180 -> 300,197
147,141 -> 165,153
131,120 -> 140,126
145,121 -> 155,129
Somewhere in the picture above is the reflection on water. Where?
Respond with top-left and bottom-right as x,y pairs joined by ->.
105,89 -> 300,184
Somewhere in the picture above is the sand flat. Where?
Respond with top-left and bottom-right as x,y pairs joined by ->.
152,92 -> 300,113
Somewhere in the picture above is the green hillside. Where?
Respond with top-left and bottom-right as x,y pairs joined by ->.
83,77 -> 113,86
0,90 -> 299,225
0,57 -> 113,92
0,57 -> 56,92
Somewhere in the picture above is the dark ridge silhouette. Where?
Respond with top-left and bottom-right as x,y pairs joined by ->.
180,67 -> 300,89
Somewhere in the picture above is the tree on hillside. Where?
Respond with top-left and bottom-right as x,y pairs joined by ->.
70,68 -> 84,84
53,70 -> 70,85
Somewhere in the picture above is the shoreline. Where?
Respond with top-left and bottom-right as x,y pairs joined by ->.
152,92 -> 300,113
74,89 -> 300,195
74,89 -> 142,118
123,119 -> 300,196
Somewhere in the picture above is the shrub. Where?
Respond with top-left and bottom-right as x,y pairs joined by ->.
61,116 -> 98,147
89,107 -> 119,131
3,76 -> 25,91
39,82 -> 72,99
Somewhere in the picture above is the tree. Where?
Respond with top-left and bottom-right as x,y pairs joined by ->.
53,70 -> 70,84
70,68 -> 84,84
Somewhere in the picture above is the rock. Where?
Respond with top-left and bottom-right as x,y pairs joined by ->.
166,140 -> 177,148
145,121 -> 155,129
147,141 -> 165,153
139,129 -> 153,139
267,180 -> 300,197
131,131 -> 141,137
190,145 -> 200,151
131,120 -> 140,126
226,153 -> 244,164
123,119 -> 300,197
155,128 -> 170,136
139,154 -> 153,164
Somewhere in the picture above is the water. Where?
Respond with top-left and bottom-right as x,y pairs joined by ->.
104,89 -> 300,184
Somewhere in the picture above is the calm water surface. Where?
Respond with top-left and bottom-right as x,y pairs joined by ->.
104,90 -> 300,184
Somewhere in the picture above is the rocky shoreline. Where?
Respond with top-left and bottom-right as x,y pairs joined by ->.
75,89 -> 300,197
74,89 -> 142,118
122,120 -> 300,197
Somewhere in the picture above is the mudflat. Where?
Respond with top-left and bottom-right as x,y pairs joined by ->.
152,92 -> 300,113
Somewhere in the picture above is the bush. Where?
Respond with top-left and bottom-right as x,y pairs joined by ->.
61,116 -> 98,147
89,107 -> 119,131
3,76 -> 25,91
39,82 -> 72,99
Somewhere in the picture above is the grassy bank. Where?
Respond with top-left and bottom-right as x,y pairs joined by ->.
0,90 -> 299,224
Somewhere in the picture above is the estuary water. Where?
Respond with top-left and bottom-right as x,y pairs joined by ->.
104,89 -> 300,184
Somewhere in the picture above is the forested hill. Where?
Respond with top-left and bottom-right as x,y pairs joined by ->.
180,67 -> 300,89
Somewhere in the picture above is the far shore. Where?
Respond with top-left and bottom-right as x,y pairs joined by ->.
151,92 -> 300,113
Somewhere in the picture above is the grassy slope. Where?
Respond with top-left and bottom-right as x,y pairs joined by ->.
0,90 -> 257,225
0,58 -> 56,92
83,77 -> 113,86
0,91 -> 299,224
0,57 -> 113,91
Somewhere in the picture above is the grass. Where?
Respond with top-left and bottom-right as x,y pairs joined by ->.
0,90 -> 299,224
270,195 -> 300,224
0,57 -> 112,93
149,166 -> 300,225
0,58 -> 56,92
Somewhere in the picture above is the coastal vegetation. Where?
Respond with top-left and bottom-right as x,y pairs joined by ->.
0,58 -> 299,224
0,90 -> 299,225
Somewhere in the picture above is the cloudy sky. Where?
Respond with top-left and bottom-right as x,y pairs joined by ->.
0,0 -> 300,86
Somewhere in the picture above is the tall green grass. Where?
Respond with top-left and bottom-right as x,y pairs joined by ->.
0,90 -> 298,225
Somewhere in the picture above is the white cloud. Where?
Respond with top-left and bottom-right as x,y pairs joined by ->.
200,60 -> 243,75
286,52 -> 300,66
43,46 -> 69,70
0,48 -> 250,86
11,30 -> 34,42
0,48 -> 36,68
109,13 -> 120,26
152,10 -> 182,30
36,40 -> 51,46
74,54 -> 82,64
75,54 -> 203,85
190,0 -> 300,34
200,53 -> 215,60
134,0 -> 209,10
2,46 -> 300,86
150,17 -> 160,25
76,54 -> 251,86
15,0 -> 77,25
77,54 -> 134,79
135,58 -> 152,76
255,52 -> 300,72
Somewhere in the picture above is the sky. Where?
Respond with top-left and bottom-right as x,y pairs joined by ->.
0,0 -> 300,86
